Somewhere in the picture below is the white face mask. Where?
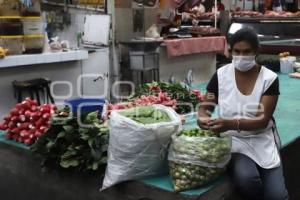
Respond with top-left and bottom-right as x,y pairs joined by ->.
232,55 -> 256,72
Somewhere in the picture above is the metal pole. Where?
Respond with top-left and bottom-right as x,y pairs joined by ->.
215,0 -> 217,28
107,0 -> 118,102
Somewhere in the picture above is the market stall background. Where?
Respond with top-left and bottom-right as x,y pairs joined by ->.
0,0 -> 300,199
0,74 -> 300,200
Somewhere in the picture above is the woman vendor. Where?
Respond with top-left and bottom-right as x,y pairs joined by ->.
198,28 -> 289,200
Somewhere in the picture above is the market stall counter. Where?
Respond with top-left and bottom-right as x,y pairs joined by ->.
0,74 -> 300,200
159,36 -> 228,84
0,49 -> 111,120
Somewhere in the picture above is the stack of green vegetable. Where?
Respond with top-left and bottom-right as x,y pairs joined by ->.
31,111 -> 109,172
168,128 -> 231,192
169,161 -> 224,192
119,106 -> 171,124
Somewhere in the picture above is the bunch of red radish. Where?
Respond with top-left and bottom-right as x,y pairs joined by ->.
0,98 -> 56,145
106,92 -> 177,119
134,92 -> 177,108
191,90 -> 204,102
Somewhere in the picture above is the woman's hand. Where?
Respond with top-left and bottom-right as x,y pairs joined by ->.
197,117 -> 211,130
208,119 -> 232,134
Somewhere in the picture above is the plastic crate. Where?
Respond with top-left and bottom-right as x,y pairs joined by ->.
22,17 -> 43,35
0,17 -> 23,35
64,98 -> 106,115
0,0 -> 21,16
0,35 -> 23,55
23,34 -> 44,54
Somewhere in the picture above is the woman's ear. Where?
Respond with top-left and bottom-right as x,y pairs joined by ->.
255,54 -> 258,62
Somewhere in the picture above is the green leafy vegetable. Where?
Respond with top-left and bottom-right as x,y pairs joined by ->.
31,111 -> 109,173
119,106 -> 172,124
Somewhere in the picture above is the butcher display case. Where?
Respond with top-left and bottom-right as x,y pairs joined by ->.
228,17 -> 300,40
260,39 -> 300,55
228,17 -> 300,54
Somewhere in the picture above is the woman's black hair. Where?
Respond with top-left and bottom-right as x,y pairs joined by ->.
230,27 -> 260,52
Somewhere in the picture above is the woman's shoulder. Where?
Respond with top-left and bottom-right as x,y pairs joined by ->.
217,63 -> 233,74
260,66 -> 278,82
260,66 -> 279,92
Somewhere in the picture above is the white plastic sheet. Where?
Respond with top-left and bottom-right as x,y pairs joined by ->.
101,105 -> 182,190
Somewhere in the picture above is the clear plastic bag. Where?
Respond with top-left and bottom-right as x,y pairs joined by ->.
169,161 -> 225,192
169,135 -> 231,168
101,105 -> 182,190
168,132 -> 232,192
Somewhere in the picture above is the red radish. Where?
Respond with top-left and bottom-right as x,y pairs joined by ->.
25,97 -> 32,101
21,101 -> 31,110
30,113 -> 39,121
24,110 -> 32,119
18,109 -> 25,115
40,107 -> 50,114
39,126 -> 47,133
11,116 -> 18,123
10,108 -> 19,116
31,100 -> 38,106
50,105 -> 57,110
4,114 -> 12,121
24,138 -> 32,145
1,102 -> 55,143
29,128 -> 37,134
149,85 -> 161,91
19,122 -> 30,130
42,113 -> 50,120
15,103 -> 22,109
17,137 -> 24,143
44,121 -> 50,126
19,115 -> 26,122
34,131 -> 42,137
20,130 -> 30,137
45,124 -> 50,130
5,133 -> 13,139
0,124 -> 7,130
11,127 -> 20,134
8,122 -> 16,129
28,124 -> 35,130
35,118 -> 43,127
31,105 -> 38,112
36,111 -> 42,117
42,104 -> 51,108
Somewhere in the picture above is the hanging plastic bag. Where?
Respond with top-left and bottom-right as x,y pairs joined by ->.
280,56 -> 296,74
168,129 -> 231,192
101,105 -> 182,190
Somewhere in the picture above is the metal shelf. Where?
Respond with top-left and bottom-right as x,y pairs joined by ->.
0,50 -> 88,68
42,0 -> 106,13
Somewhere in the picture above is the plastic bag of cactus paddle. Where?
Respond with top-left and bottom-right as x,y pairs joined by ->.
168,128 -> 232,192
101,105 -> 182,190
